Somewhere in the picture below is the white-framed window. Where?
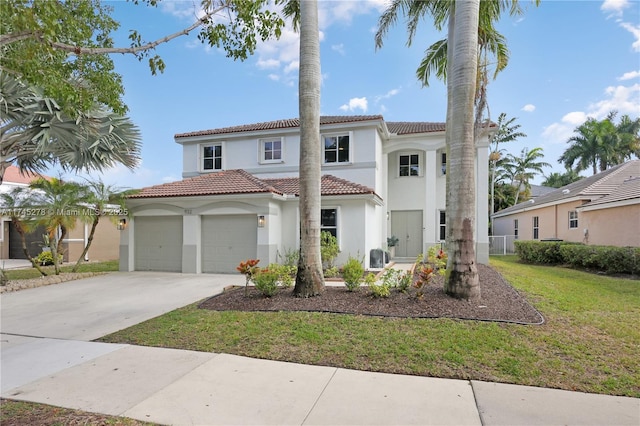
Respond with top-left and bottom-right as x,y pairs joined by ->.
399,153 -> 420,177
202,144 -> 222,171
438,210 -> 446,241
321,208 -> 338,239
259,138 -> 283,163
323,133 -> 350,164
533,216 -> 539,240
569,211 -> 578,229
514,219 -> 519,239
441,152 -> 447,175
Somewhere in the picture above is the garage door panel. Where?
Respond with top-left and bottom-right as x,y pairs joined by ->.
134,216 -> 183,272
202,215 -> 256,273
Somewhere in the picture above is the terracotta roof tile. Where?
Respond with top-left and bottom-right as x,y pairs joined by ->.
175,115 -> 384,139
2,165 -> 50,184
129,169 -> 281,199
129,171 -> 379,200
386,121 -> 446,135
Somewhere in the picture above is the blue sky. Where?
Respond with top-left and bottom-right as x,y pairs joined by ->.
65,0 -> 640,189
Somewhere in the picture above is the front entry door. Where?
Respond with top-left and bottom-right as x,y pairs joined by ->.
391,210 -> 423,258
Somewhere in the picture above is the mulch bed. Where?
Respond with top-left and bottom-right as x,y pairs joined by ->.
200,264 -> 544,325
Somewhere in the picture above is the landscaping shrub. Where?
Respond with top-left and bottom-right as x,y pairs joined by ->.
367,273 -> 391,298
320,231 -> 340,269
514,240 -> 569,264
267,263 -> 295,288
252,268 -> 280,297
324,266 -> 339,278
34,250 -> 63,266
342,256 -> 365,291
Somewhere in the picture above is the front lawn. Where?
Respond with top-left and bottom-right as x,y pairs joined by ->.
2,260 -> 119,281
98,256 -> 640,397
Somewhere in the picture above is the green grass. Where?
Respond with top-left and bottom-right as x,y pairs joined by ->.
99,256 -> 640,397
2,260 -> 118,280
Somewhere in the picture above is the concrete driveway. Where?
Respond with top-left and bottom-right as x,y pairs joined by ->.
1,271 -> 243,342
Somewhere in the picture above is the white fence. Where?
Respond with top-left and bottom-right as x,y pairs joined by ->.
488,235 -> 518,255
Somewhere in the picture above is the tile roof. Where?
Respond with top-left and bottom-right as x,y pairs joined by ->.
1,165 -> 50,185
386,121 -> 446,135
129,170 -> 379,200
129,170 -> 281,199
492,160 -> 640,217
175,116 -> 385,139
580,176 -> 640,208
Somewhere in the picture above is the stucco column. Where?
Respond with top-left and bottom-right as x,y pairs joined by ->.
424,150 -> 437,253
182,214 -> 201,273
476,145 -> 489,264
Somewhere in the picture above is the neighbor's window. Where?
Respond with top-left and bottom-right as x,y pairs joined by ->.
399,154 -> 420,176
202,144 -> 222,171
323,134 -> 350,164
441,152 -> 447,175
569,211 -> 578,229
439,210 -> 446,241
514,219 -> 519,238
321,208 -> 338,239
533,216 -> 539,240
260,138 -> 283,163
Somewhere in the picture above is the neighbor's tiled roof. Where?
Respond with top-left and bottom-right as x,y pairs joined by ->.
129,170 -> 281,199
580,176 -> 640,208
2,165 -> 50,185
492,160 -> 640,217
129,171 -> 379,199
175,116 -> 385,138
263,175 -> 377,197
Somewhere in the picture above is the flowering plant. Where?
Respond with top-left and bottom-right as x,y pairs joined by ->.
237,259 -> 260,296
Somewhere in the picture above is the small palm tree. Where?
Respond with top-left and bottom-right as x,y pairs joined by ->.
72,179 -> 135,272
505,147 -> 550,205
0,187 -> 48,276
29,177 -> 89,274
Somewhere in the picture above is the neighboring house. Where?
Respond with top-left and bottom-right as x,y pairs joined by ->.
492,160 -> 640,247
120,115 -> 491,273
0,165 -> 121,262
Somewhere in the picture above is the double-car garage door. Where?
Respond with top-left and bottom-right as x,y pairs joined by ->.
134,215 -> 256,273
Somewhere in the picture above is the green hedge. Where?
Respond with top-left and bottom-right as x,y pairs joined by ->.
514,240 -> 640,275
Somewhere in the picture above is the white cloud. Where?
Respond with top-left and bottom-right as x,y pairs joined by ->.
331,43 -> 346,55
619,21 -> 640,51
256,59 -> 280,70
619,70 -> 640,80
589,83 -> 640,117
339,97 -> 368,112
601,0 -> 630,17
521,104 -> 536,112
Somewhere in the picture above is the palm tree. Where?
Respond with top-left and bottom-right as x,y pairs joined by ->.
29,177 -> 89,274
559,111 -> 640,175
541,169 -> 582,188
0,187 -> 48,276
0,71 -> 142,184
292,0 -> 324,297
71,179 -> 134,272
505,147 -> 550,205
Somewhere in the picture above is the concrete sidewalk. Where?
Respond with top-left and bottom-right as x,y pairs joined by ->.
2,334 -> 638,426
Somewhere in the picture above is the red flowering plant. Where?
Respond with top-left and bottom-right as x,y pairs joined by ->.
412,246 -> 447,299
413,265 -> 434,298
237,259 -> 260,296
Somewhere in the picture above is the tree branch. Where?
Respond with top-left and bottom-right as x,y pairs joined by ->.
0,1 -> 230,54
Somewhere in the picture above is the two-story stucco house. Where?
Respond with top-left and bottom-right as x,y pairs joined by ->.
119,115 -> 490,273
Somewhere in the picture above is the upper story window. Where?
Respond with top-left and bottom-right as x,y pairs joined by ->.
323,134 -> 350,164
441,152 -> 447,175
260,138 -> 283,163
202,144 -> 222,171
568,211 -> 578,229
399,154 -> 420,177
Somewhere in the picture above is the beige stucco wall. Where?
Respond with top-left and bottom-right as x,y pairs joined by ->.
65,219 -> 121,262
581,204 -> 640,247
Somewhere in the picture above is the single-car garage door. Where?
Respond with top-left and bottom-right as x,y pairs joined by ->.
134,216 -> 183,272
202,215 -> 257,273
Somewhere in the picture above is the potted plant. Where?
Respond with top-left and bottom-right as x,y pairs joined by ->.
387,235 -> 399,258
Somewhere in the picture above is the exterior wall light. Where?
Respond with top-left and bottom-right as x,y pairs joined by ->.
117,218 -> 127,230
257,215 -> 266,228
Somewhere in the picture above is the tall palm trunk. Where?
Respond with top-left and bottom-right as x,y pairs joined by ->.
73,217 -> 99,272
444,0 -> 480,299
12,218 -> 47,276
293,0 -> 324,297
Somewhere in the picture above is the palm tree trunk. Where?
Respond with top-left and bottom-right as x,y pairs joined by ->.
12,218 -> 47,276
444,0 -> 480,300
72,217 -> 99,272
293,0 -> 324,297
